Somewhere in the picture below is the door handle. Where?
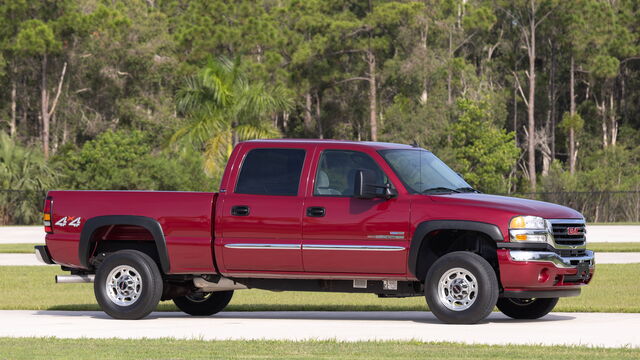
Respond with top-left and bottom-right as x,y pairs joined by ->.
306,207 -> 326,217
231,205 -> 250,216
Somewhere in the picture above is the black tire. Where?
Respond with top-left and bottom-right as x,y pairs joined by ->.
94,250 -> 163,320
496,297 -> 559,319
173,291 -> 234,316
424,251 -> 499,324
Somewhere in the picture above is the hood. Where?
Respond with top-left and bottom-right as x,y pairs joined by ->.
429,193 -> 583,219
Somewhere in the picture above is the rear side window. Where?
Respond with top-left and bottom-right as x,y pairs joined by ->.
235,148 -> 306,196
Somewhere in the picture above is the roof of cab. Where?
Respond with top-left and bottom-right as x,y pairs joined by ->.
243,139 -> 417,150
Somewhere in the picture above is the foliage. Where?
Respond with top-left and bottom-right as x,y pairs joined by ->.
0,0 -> 638,219
443,99 -> 520,193
54,130 -> 211,191
0,132 -> 54,224
173,57 -> 291,179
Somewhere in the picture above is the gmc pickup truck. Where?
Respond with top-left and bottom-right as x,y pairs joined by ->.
35,139 -> 594,324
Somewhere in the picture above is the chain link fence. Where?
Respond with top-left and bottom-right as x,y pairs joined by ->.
1,189 -> 639,225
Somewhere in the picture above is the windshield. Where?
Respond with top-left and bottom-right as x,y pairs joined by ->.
379,149 -> 471,194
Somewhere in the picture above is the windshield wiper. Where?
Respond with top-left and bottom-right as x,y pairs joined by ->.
421,187 -> 461,194
456,187 -> 481,193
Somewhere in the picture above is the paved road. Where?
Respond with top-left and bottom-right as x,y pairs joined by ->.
1,225 -> 639,244
2,252 -> 638,266
0,310 -> 637,348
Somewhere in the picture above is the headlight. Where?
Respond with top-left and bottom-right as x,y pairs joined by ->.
509,216 -> 550,242
509,216 -> 547,230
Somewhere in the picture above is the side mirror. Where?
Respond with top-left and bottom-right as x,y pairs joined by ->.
354,169 -> 397,200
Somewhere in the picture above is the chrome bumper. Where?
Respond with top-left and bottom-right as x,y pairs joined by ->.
509,250 -> 595,269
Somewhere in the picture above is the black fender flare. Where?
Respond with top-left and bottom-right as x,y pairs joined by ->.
408,220 -> 504,278
78,215 -> 170,273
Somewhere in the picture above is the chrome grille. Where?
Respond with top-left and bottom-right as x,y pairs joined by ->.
549,219 -> 586,247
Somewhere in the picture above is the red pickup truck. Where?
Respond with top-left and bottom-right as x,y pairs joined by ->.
35,139 -> 594,324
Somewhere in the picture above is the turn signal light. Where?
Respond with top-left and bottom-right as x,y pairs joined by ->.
43,196 -> 53,234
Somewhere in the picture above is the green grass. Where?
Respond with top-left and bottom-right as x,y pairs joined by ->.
589,242 -> 640,252
0,338 -> 638,360
4,242 -> 640,253
0,264 -> 638,312
0,243 -> 40,253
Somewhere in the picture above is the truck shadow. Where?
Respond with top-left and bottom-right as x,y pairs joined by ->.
37,309 -> 575,324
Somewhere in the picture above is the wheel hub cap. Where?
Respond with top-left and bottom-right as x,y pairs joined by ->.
106,265 -> 142,306
438,267 -> 478,311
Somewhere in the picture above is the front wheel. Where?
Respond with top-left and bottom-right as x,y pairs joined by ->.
496,297 -> 559,319
424,251 -> 499,324
173,291 -> 234,316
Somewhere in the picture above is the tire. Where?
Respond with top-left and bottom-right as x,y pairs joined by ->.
94,250 -> 163,320
173,291 -> 234,316
424,251 -> 499,324
496,297 -> 559,319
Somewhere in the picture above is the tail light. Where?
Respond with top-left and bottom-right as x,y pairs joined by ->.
43,196 -> 53,234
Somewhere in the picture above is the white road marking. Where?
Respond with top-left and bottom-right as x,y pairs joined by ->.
0,311 -> 637,348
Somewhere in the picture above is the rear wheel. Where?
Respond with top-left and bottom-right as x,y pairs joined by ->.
424,251 -> 499,324
173,291 -> 234,316
94,250 -> 163,320
496,297 -> 558,319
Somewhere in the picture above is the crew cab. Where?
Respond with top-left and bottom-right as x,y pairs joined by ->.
35,140 -> 595,324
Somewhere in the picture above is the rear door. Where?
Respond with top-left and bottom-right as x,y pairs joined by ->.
219,145 -> 310,272
302,147 -> 410,275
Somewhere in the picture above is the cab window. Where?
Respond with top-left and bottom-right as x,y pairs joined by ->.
314,150 -> 389,197
235,148 -> 306,196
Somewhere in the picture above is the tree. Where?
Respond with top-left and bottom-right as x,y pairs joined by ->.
54,130 -> 210,191
445,99 -> 520,193
173,57 -> 292,178
0,131 -> 54,224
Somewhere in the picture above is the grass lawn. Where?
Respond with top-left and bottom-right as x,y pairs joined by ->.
0,264 -> 638,312
4,242 -> 640,253
0,243 -> 40,253
0,338 -> 638,360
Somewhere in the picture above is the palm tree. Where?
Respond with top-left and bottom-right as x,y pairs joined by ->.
173,58 -> 292,177
0,132 -> 55,224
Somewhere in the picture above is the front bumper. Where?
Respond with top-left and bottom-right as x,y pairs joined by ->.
497,249 -> 595,297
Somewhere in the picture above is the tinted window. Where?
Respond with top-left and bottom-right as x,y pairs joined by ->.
236,148 -> 306,196
314,150 -> 389,197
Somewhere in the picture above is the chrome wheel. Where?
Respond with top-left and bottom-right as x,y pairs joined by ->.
437,267 -> 478,311
105,265 -> 142,306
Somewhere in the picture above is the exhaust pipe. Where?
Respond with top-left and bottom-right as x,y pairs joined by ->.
193,277 -> 247,292
55,275 -> 95,283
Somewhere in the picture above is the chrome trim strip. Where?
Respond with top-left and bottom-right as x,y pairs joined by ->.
224,243 -> 301,250
509,250 -> 594,269
366,235 -> 405,240
303,244 -> 405,252
548,219 -> 586,225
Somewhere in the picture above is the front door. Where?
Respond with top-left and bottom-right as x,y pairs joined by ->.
302,148 -> 410,274
220,147 -> 309,272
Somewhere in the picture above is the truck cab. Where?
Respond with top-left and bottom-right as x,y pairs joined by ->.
37,139 -> 594,324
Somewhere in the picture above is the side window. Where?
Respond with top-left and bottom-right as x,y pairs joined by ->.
314,150 -> 389,197
235,148 -> 306,196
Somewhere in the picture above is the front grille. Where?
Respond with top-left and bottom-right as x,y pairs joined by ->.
550,220 -> 586,247
557,249 -> 587,257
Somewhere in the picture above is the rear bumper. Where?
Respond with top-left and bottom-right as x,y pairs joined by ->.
34,245 -> 55,265
497,249 -> 594,297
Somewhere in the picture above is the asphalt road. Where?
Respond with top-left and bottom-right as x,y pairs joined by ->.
0,310 -> 637,348
2,252 -> 638,266
1,225 -> 639,244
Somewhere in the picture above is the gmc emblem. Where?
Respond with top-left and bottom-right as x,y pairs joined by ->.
566,227 -> 582,235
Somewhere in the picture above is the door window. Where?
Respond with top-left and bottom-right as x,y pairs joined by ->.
235,148 -> 306,196
314,150 -> 389,197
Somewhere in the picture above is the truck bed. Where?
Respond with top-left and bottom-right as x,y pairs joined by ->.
45,190 -> 217,274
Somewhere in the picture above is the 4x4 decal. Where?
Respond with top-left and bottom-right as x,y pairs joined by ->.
55,216 -> 82,228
